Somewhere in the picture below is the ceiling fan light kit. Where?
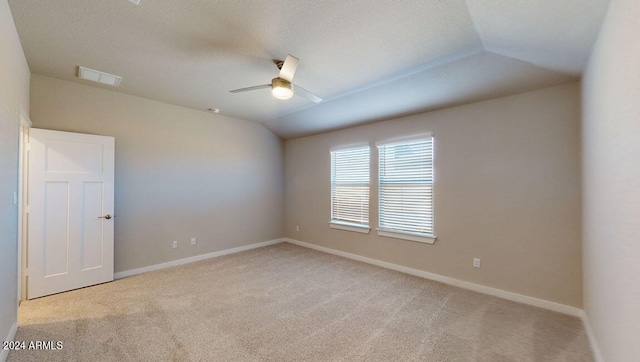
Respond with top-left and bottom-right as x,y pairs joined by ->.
271,78 -> 293,99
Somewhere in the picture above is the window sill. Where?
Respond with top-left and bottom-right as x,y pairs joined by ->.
376,229 -> 437,244
329,221 -> 371,234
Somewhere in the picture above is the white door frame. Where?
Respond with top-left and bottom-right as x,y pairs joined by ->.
17,106 -> 31,304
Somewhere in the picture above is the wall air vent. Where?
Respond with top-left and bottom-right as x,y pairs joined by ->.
77,66 -> 122,87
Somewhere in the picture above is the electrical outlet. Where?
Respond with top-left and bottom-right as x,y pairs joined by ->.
296,225 -> 299,232
172,240 -> 178,249
191,237 -> 197,246
473,258 -> 481,268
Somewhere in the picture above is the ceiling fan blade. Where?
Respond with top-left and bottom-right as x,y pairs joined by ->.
278,55 -> 299,82
229,84 -> 271,93
293,85 -> 322,103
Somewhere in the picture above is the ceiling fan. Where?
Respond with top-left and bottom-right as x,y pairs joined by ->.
230,55 -> 322,103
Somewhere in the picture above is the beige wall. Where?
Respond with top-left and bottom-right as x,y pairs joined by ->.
0,0 -> 30,348
285,83 -> 582,307
30,75 -> 284,273
582,0 -> 640,360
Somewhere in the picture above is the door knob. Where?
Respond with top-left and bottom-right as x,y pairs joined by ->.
99,214 -> 113,220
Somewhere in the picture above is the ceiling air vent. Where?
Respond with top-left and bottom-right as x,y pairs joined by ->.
77,66 -> 122,87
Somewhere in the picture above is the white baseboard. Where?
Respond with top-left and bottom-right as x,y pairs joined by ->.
1,321 -> 18,362
580,311 -> 604,362
284,238 -> 583,317
114,238 -> 284,279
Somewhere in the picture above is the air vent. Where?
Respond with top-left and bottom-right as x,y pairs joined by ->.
77,66 -> 122,87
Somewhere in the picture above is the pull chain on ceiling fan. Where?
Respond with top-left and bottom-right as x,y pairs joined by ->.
230,55 -> 322,103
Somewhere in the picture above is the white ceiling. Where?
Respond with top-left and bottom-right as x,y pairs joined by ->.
9,0 -> 610,139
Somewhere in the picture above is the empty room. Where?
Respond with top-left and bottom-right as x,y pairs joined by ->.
1,0 -> 639,361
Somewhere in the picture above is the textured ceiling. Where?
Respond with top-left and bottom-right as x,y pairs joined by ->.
8,0 -> 610,139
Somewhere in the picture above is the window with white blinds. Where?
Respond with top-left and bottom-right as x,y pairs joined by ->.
330,146 -> 370,229
378,136 -> 434,240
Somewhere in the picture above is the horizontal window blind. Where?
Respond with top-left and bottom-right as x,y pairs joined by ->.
331,146 -> 370,226
378,137 -> 434,236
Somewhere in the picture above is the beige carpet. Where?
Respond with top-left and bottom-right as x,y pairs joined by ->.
9,242 -> 593,361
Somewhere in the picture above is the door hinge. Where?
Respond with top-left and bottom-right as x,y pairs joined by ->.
24,268 -> 28,277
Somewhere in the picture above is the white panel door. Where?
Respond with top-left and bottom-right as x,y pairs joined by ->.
28,128 -> 115,299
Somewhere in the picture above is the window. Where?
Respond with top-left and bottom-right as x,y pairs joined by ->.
329,145 -> 370,233
377,135 -> 435,243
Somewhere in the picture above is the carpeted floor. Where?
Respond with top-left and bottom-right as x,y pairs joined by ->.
9,242 -> 593,361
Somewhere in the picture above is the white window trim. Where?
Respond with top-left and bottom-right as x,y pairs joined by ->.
329,220 -> 371,234
330,145 -> 370,228
330,142 -> 370,151
376,228 -> 436,244
377,135 -> 436,242
375,132 -> 433,147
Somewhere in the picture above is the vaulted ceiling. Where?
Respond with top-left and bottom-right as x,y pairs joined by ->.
9,0 -> 610,139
